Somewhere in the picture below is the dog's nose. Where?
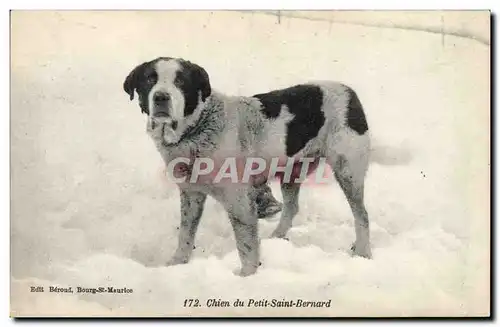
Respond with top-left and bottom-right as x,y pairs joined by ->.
153,92 -> 170,105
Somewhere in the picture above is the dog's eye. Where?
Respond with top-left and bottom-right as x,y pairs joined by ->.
146,73 -> 157,84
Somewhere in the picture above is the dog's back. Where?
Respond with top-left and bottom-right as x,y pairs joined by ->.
228,82 -> 370,161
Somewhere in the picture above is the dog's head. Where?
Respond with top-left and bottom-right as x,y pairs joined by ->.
123,57 -> 211,143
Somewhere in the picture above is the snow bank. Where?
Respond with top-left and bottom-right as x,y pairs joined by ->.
267,11 -> 490,45
10,11 -> 489,317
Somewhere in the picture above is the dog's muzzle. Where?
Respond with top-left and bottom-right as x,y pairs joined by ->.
152,91 -> 171,119
150,91 -> 178,131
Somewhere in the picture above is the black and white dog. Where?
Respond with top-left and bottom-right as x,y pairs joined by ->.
124,57 -> 372,276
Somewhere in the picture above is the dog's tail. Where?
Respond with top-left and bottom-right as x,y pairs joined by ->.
369,142 -> 413,166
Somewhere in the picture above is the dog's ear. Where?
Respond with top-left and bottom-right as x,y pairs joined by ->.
123,62 -> 147,101
192,63 -> 211,102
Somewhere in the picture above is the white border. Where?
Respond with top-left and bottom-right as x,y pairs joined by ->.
3,0 -> 500,10
2,0 -> 497,325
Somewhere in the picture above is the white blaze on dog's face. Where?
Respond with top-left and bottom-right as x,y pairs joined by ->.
123,57 -> 212,144
151,60 -> 184,118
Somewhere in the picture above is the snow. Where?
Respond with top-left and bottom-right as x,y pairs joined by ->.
10,11 -> 489,317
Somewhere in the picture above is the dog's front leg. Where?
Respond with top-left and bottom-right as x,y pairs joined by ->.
167,189 -> 207,266
225,187 -> 260,277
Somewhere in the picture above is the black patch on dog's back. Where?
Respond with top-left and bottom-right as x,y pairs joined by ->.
345,88 -> 368,135
253,85 -> 325,157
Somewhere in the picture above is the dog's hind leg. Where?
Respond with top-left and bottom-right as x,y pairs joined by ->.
270,182 -> 301,239
328,133 -> 372,259
167,189 -> 207,266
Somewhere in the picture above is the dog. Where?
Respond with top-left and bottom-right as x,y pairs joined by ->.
123,57 -> 372,276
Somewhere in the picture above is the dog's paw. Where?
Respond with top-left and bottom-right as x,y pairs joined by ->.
350,243 -> 372,259
270,223 -> 291,239
166,256 -> 189,267
233,266 -> 258,277
270,230 -> 289,241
